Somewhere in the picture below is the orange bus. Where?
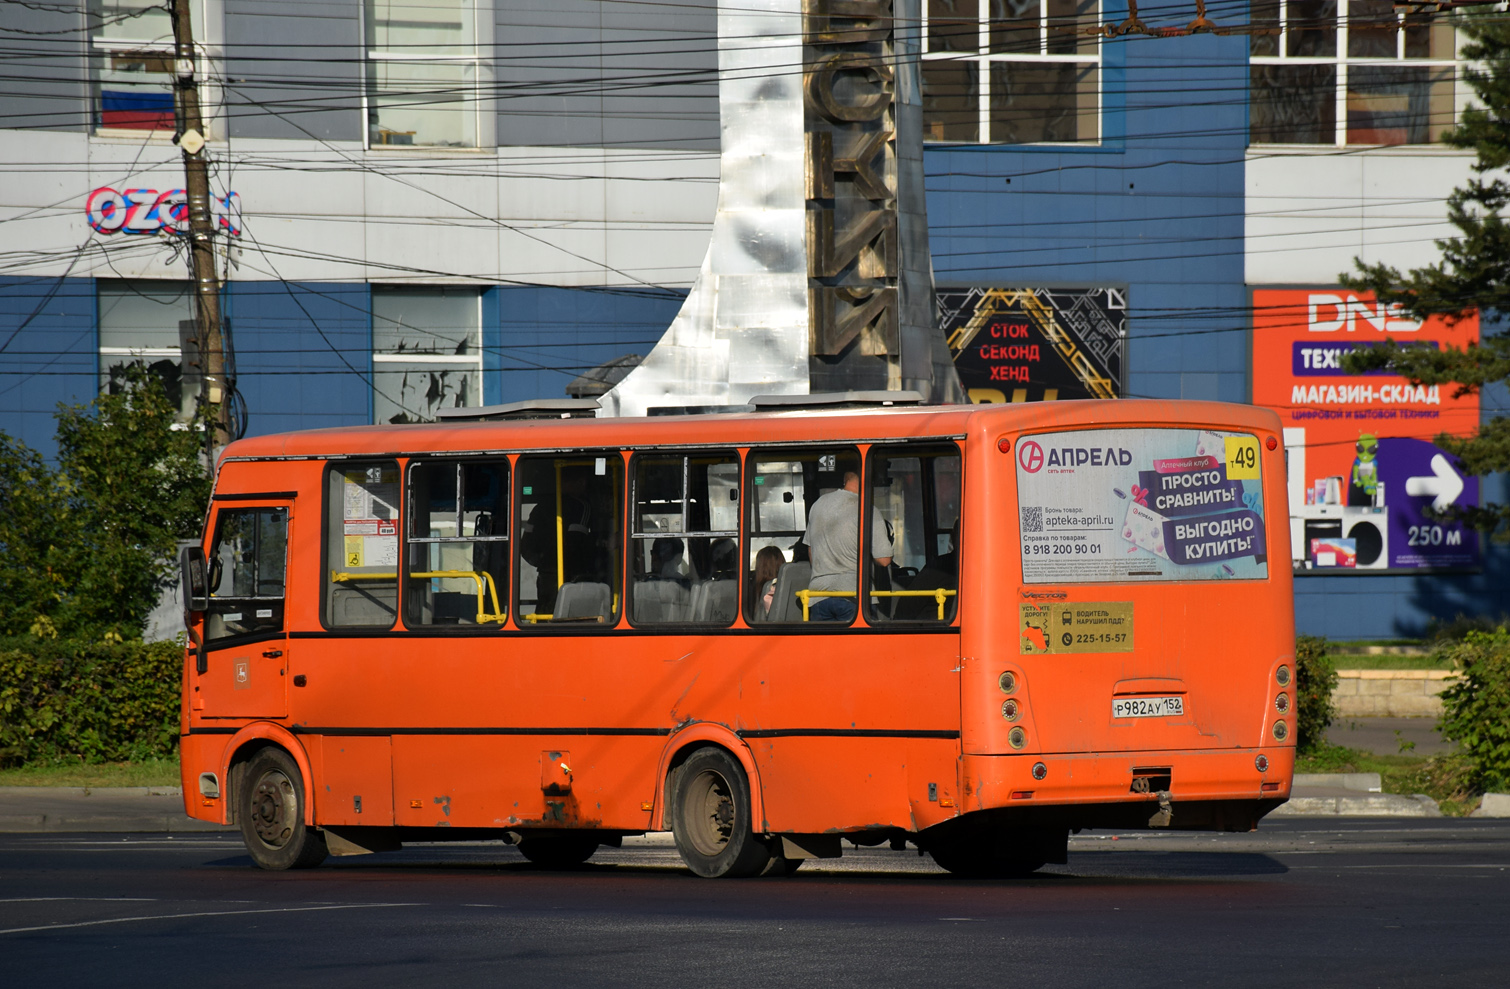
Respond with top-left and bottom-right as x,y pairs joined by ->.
178,395 -> 1296,876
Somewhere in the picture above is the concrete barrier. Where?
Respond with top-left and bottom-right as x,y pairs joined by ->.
1471,793 -> 1510,818
1332,669 -> 1457,718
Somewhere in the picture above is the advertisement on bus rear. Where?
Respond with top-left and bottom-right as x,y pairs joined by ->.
1015,428 -> 1269,583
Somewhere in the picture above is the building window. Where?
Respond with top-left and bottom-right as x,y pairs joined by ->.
371,287 -> 483,423
365,0 -> 481,148
90,0 -> 176,133
97,280 -> 197,422
1250,1 -> 1458,145
922,0 -> 1100,144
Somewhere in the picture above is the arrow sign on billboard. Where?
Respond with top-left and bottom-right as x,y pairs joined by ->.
1405,453 -> 1465,511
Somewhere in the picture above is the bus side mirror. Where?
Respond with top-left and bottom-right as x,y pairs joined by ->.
181,546 -> 209,613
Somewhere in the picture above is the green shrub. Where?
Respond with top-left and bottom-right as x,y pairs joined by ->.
1294,635 -> 1338,754
1437,626 -> 1510,793
0,364 -> 209,640
0,637 -> 182,767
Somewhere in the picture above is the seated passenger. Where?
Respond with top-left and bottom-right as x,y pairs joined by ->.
651,537 -> 686,580
896,521 -> 959,621
751,545 -> 785,618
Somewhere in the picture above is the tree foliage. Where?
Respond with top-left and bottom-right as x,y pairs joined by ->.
1294,635 -> 1338,755
1341,8 -> 1510,529
1436,626 -> 1510,793
0,364 -> 210,639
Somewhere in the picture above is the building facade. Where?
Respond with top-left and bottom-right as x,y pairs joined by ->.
1,0 -> 1502,637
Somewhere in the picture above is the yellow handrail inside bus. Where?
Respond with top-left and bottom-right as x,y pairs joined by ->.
555,461 -> 565,594
795,587 -> 958,621
331,570 -> 505,624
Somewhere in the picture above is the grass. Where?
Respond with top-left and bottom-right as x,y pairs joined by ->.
1297,744 -> 1481,816
1329,653 -> 1457,671
0,755 -> 180,789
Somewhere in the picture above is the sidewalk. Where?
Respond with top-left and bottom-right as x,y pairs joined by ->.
0,787 -> 231,833
0,780 -> 1501,832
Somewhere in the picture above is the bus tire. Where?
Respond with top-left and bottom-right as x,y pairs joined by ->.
517,835 -> 599,868
670,747 -> 772,878
238,747 -> 327,871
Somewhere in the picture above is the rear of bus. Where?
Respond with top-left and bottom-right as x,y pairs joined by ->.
952,400 -> 1294,855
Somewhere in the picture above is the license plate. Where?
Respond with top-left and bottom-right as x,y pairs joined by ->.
1112,695 -> 1185,719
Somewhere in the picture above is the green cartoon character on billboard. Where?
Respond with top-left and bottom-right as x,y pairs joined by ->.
1348,433 -> 1380,507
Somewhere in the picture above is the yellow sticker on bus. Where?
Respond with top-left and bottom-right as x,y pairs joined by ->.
1224,435 -> 1261,480
1020,602 -> 1135,654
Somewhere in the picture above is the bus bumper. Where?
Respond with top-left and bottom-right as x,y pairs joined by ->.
960,748 -> 1295,832
179,731 -> 231,825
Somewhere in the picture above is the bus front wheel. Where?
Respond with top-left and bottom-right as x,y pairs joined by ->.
670,747 -> 772,878
238,747 -> 327,871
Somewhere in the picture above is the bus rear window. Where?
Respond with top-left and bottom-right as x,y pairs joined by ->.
1015,427 -> 1268,583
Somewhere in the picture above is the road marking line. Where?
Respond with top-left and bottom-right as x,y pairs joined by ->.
0,902 -> 420,935
0,897 -> 156,903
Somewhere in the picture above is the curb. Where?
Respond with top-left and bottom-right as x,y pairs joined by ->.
1470,793 -> 1510,818
0,786 -> 232,834
1269,793 -> 1442,818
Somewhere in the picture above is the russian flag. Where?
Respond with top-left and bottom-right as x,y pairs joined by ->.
101,90 -> 174,130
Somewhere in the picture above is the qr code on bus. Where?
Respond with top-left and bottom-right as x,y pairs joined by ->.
1020,506 -> 1043,533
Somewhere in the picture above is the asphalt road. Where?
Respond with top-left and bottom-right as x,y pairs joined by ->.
4,820 -> 1508,987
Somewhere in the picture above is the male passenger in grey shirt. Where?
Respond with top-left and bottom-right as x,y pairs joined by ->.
802,470 -> 893,622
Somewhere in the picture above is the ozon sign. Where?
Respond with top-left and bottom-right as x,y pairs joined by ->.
85,186 -> 242,237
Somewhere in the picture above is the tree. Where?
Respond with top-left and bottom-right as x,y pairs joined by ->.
0,434 -> 68,638
0,364 -> 211,638
1341,6 -> 1510,530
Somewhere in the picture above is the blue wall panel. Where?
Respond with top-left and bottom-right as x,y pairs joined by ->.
225,281 -> 373,438
925,31 -> 1252,409
0,276 -> 99,458
492,285 -> 684,406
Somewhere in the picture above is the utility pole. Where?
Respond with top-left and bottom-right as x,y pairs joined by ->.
170,0 -> 230,459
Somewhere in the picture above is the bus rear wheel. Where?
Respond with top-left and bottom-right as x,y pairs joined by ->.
670,747 -> 772,878
517,835 -> 599,868
238,748 -> 327,871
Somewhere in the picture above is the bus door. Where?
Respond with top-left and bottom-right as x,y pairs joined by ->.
198,501 -> 293,720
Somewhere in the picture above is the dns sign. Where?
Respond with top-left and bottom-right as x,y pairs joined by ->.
85,186 -> 242,237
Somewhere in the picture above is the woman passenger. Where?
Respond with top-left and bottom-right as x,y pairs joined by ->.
751,545 -> 786,618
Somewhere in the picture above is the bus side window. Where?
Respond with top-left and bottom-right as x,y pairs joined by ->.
629,452 -> 739,625
325,461 -> 400,628
205,507 -> 287,643
745,448 -> 862,624
405,460 -> 509,627
516,454 -> 623,625
867,445 -> 962,624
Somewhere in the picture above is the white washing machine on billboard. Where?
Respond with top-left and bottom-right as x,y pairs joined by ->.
1341,505 -> 1389,569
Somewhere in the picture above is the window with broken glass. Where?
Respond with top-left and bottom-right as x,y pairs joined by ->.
371,286 -> 483,423
97,280 -> 198,423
